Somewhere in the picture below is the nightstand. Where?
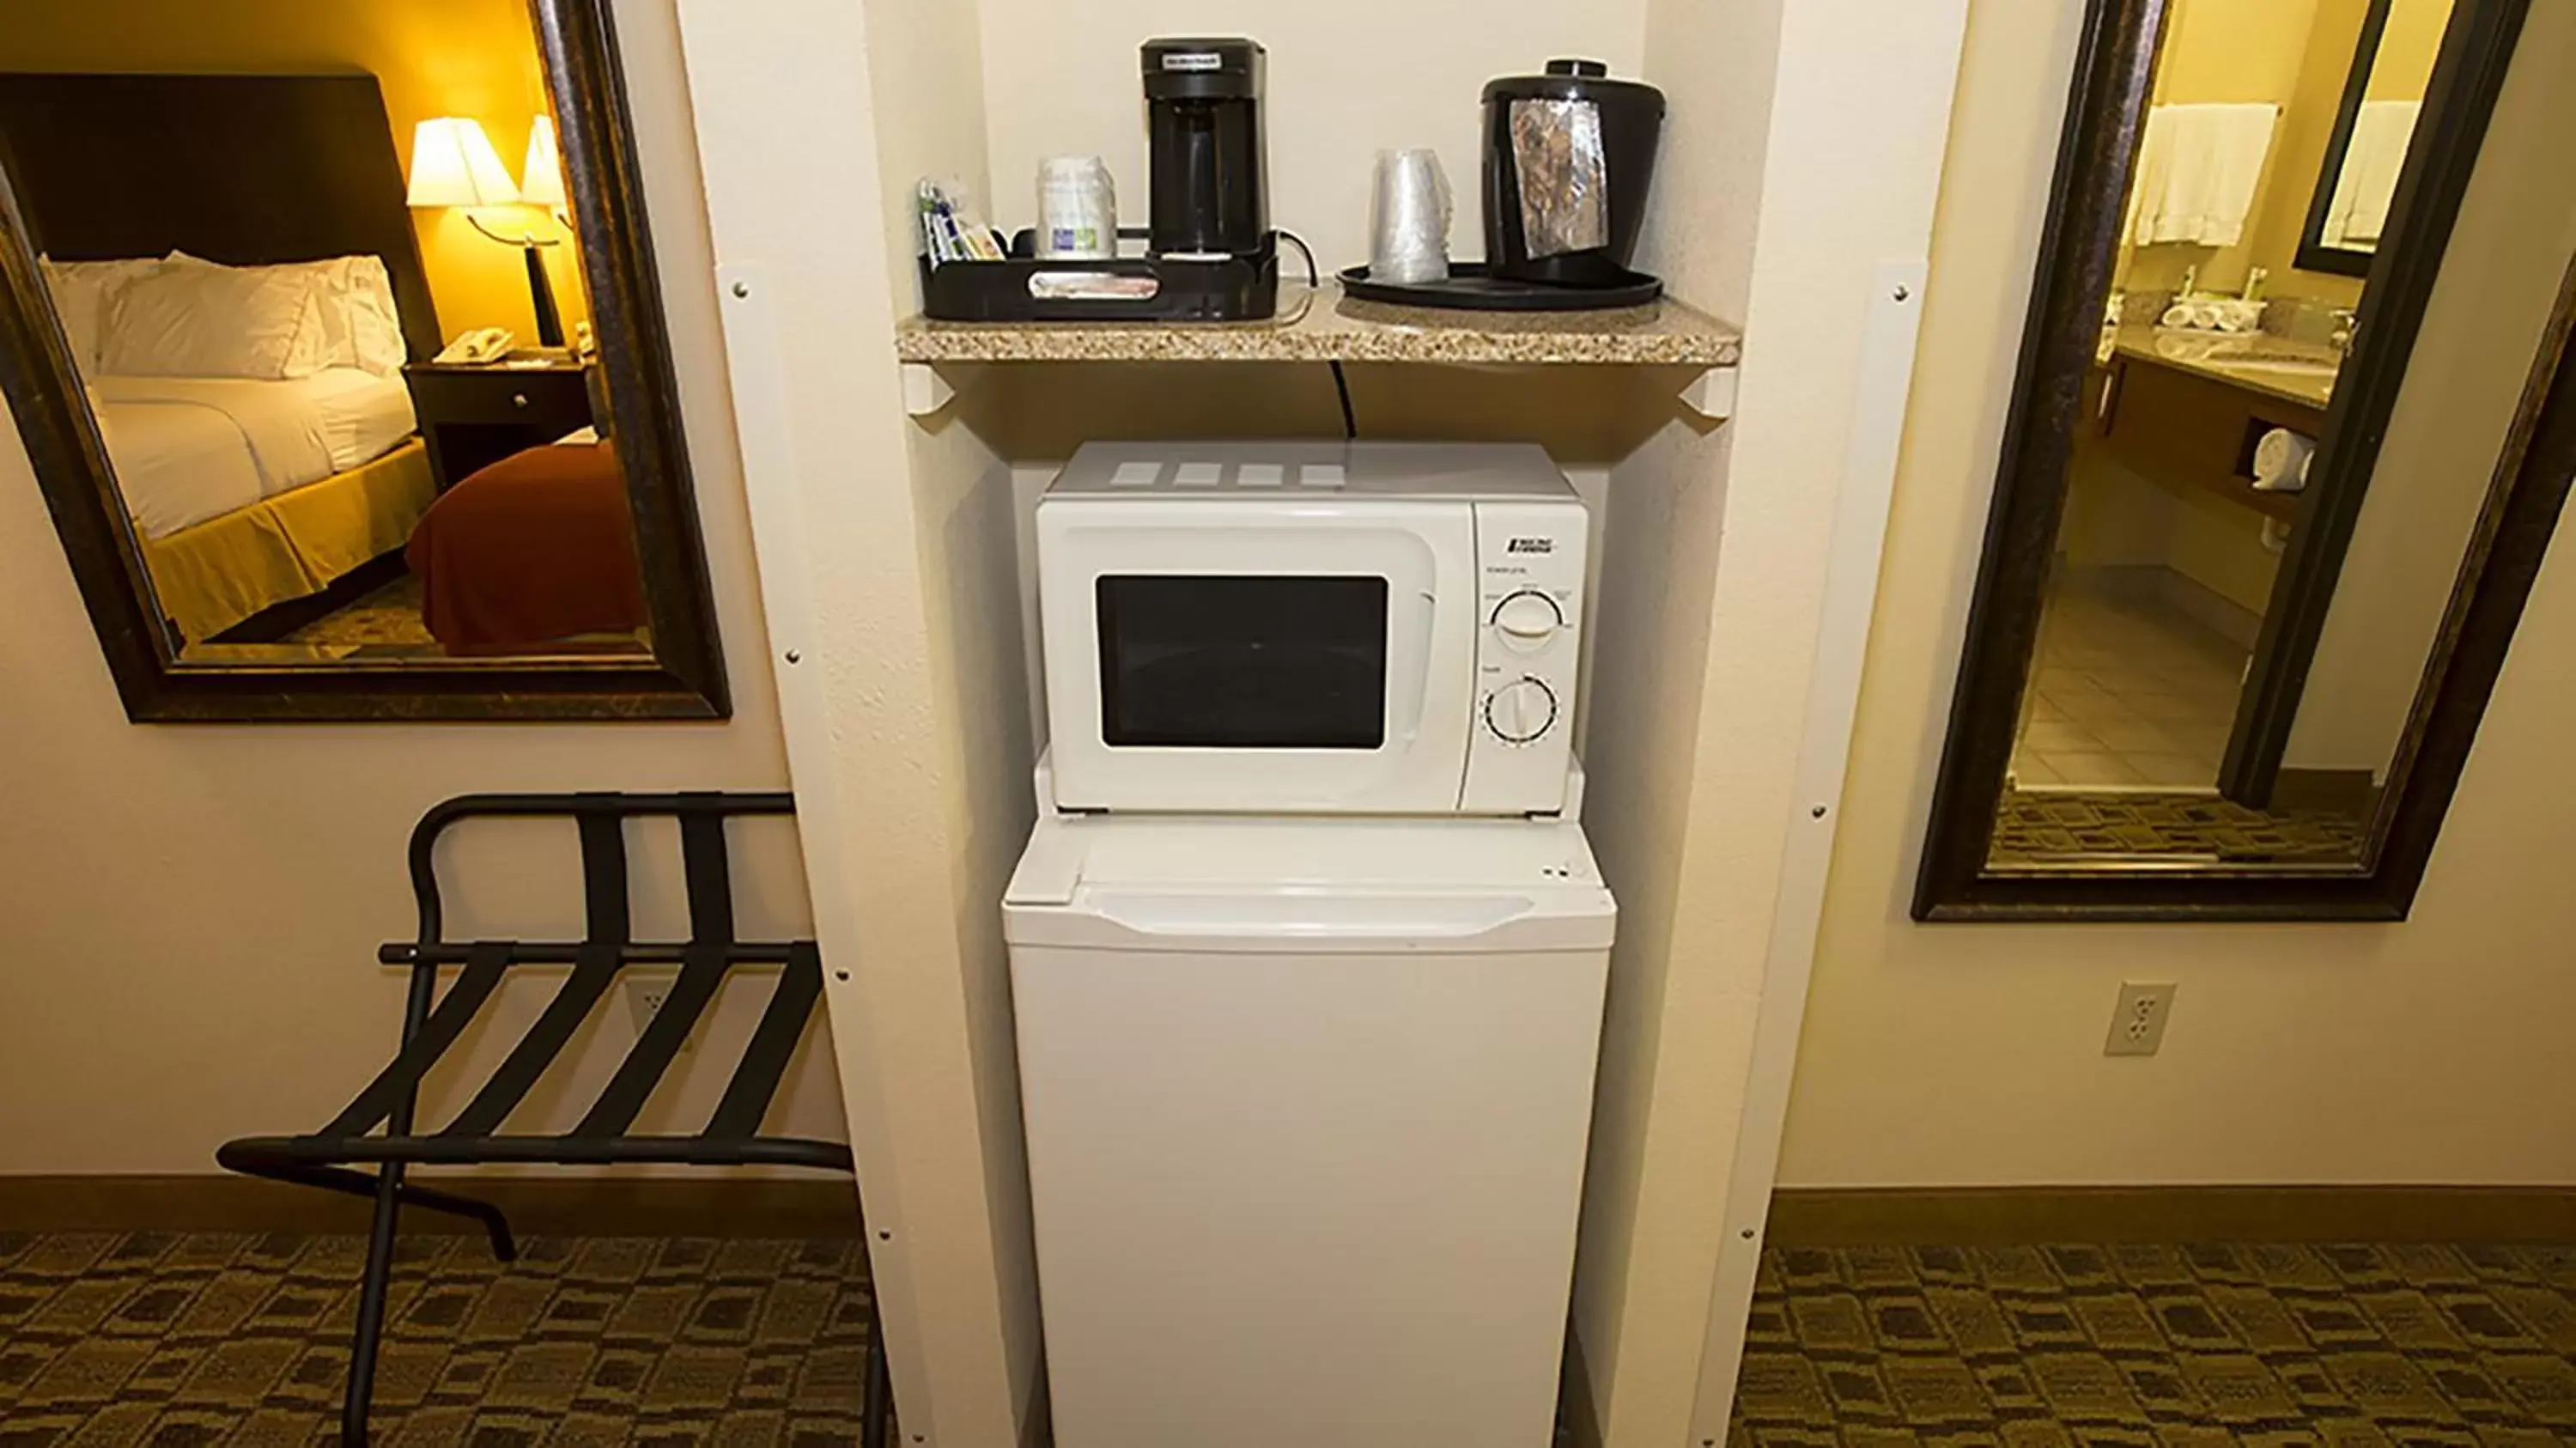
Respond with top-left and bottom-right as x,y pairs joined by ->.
404,358 -> 598,490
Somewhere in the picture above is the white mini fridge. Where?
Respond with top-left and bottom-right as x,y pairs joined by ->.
1004,810 -> 1615,1448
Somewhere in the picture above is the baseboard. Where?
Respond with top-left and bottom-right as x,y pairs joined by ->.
0,1173 -> 863,1238
2271,767 -> 2379,815
1766,1186 -> 2576,1246
2072,563 -> 2263,650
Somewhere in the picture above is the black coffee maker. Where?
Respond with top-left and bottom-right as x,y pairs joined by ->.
1142,38 -> 1268,259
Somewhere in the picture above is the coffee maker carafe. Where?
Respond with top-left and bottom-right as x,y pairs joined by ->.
1141,38 -> 1267,259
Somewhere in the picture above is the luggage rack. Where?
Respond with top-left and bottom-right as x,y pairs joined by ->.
217,791 -> 886,1446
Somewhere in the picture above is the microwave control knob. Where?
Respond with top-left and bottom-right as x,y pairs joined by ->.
1492,590 -> 1564,649
1485,676 -> 1559,744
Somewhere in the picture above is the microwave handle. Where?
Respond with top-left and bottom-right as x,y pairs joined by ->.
1388,587 -> 1437,748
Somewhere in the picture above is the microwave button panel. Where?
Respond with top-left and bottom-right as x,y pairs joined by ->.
1462,498 -> 1585,814
1484,676 -> 1559,744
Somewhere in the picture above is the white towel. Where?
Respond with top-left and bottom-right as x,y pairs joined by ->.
2127,103 -> 2280,248
2321,100 -> 2421,246
2253,428 -> 2315,491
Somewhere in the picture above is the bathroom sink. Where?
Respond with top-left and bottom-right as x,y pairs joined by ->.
2152,332 -> 2342,378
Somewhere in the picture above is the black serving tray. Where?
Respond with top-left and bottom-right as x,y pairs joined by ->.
919,230 -> 1280,323
1337,261 -> 1662,312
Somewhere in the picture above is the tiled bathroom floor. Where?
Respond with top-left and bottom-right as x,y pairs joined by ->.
2012,577 -> 2251,790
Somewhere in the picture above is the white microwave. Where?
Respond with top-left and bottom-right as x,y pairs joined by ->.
1036,441 -> 1588,816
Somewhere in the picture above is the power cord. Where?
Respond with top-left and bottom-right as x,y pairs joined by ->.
1277,229 -> 1357,440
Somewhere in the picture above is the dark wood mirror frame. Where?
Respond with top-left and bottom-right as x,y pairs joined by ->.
0,0 -> 728,721
2294,0 -> 2406,280
1913,0 -> 2561,922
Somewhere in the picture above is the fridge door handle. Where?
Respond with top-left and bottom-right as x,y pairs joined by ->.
1086,889 -> 1538,941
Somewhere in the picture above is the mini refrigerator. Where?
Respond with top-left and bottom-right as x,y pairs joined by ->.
1003,809 -> 1615,1448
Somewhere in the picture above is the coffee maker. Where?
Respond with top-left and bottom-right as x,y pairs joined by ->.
917,36 -> 1279,321
1142,38 -> 1269,260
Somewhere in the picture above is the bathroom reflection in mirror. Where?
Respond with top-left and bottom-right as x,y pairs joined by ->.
0,0 -> 726,720
1917,0 -> 2573,919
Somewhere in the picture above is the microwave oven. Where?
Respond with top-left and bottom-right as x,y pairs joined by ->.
1036,441 -> 1588,816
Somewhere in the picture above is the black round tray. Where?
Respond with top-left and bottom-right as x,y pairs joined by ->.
1336,261 -> 1662,312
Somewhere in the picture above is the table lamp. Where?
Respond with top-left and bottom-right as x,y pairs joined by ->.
406,116 -> 565,349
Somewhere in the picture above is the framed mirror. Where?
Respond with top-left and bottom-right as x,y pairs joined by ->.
0,0 -> 726,721
2296,0 -> 2453,277
1917,0 -> 2573,920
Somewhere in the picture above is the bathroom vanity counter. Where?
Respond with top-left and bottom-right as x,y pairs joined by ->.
896,282 -> 1744,368
2105,324 -> 2342,411
2087,325 -> 2337,524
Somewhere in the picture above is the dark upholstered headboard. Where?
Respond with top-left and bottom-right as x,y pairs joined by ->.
0,72 -> 441,360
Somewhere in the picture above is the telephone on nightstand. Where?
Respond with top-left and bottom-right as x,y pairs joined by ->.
434,327 -> 516,365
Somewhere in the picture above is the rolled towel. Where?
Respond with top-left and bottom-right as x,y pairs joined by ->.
2160,303 -> 2195,329
2252,427 -> 2315,490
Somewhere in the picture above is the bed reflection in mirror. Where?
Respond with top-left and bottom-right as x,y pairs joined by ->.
0,0 -> 721,715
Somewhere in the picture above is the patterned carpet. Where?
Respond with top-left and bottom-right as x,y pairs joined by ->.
14,1233 -> 2576,1443
1992,790 -> 2370,866
1728,1242 -> 2576,1445
278,576 -> 440,654
0,1232 -> 873,1445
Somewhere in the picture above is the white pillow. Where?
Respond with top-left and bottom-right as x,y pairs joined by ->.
337,256 -> 408,375
161,252 -> 407,375
100,263 -> 326,380
38,257 -> 166,374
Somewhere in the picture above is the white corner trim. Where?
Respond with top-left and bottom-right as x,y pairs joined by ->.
902,362 -> 957,417
1684,259 -> 1930,1445
711,259 -> 939,1446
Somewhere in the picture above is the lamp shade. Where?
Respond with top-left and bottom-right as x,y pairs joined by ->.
406,117 -> 519,207
521,115 -> 568,209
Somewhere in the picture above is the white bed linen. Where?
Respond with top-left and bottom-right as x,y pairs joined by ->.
89,369 -> 418,540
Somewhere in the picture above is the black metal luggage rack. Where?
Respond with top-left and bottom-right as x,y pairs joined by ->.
218,791 -> 887,1446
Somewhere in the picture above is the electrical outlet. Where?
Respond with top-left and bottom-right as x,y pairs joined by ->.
2104,982 -> 2176,1056
624,976 -> 696,1051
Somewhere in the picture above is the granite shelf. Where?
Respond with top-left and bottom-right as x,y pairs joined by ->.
893,282 -> 1743,368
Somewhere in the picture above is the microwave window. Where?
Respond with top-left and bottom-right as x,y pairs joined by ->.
1097,575 -> 1388,749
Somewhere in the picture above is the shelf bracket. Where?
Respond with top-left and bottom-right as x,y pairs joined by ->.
1680,364 -> 1739,422
900,362 -> 956,418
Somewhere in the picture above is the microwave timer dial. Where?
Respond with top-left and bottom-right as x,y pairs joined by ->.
1491,589 -> 1564,651
1484,676 -> 1560,744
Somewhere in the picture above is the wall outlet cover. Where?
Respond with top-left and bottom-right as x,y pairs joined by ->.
2105,981 -> 2176,1056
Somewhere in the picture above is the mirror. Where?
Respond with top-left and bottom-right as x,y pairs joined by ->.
2298,0 -> 2455,275
0,0 -> 726,721
1917,0 -> 2571,918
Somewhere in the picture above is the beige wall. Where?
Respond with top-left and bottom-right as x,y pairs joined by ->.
975,0 -> 1649,273
1775,0 -> 2576,1190
0,0 -> 592,346
0,2 -> 847,1176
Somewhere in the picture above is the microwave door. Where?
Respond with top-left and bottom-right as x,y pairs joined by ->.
1040,505 -> 1476,812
